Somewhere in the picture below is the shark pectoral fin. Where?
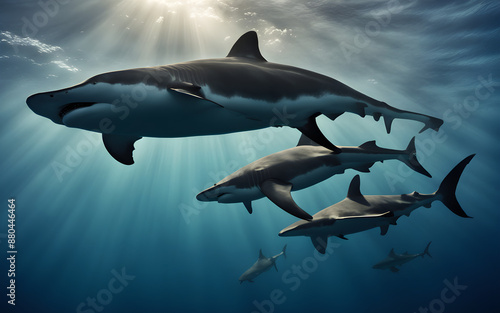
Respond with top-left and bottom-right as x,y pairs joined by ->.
168,82 -> 224,108
244,202 -> 253,214
297,114 -> 341,153
310,235 -> 329,254
102,134 -> 142,165
390,267 -> 399,273
260,179 -> 313,220
337,235 -> 348,240
380,225 -> 389,236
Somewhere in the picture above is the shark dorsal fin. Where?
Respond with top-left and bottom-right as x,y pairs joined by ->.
227,31 -> 267,62
258,249 -> 266,259
347,175 -> 368,205
389,248 -> 397,258
297,134 -> 320,147
359,140 -> 379,150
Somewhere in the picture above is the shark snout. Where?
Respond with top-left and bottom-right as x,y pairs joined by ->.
27,91 -> 64,124
26,87 -> 91,124
278,225 -> 299,237
196,186 -> 220,202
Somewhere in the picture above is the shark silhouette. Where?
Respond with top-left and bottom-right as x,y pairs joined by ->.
197,135 -> 430,220
372,242 -> 432,273
239,245 -> 287,283
279,155 -> 475,253
27,31 -> 442,164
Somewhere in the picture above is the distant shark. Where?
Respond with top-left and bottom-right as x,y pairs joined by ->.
372,242 -> 432,273
279,155 -> 475,253
27,31 -> 442,164
197,135 -> 430,220
239,245 -> 287,284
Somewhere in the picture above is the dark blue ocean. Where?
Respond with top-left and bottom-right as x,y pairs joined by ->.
1,1 -> 499,313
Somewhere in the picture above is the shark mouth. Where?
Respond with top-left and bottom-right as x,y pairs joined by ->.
59,102 -> 97,118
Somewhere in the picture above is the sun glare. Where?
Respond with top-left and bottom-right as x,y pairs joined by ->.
72,0 -> 237,67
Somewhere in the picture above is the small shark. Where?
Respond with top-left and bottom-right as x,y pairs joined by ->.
372,242 -> 432,273
239,245 -> 287,284
27,31 -> 442,164
197,135 -> 430,220
279,155 -> 475,253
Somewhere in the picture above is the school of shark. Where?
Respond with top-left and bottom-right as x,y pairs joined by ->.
27,31 -> 475,282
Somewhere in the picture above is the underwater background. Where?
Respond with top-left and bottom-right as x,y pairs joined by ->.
1,1 -> 499,312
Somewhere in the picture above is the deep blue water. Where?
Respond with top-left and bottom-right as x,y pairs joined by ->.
1,1 -> 499,313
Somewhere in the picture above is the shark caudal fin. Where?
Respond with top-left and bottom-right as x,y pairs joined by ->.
435,154 -> 475,218
422,241 -> 432,258
282,244 -> 287,259
419,116 -> 444,133
402,137 -> 432,178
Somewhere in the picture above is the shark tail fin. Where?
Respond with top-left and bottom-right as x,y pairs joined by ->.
282,244 -> 287,259
422,241 -> 432,258
435,154 -> 475,218
418,116 -> 444,133
402,137 -> 432,178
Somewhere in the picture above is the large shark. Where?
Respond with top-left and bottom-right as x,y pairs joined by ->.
372,242 -> 432,273
26,31 -> 443,164
279,155 -> 475,253
239,245 -> 287,284
197,135 -> 430,220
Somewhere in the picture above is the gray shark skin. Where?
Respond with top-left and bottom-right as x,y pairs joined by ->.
279,155 -> 475,254
372,242 -> 432,273
239,245 -> 287,284
197,135 -> 430,220
27,31 -> 442,165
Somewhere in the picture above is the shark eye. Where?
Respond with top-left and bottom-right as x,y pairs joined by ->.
413,191 -> 420,196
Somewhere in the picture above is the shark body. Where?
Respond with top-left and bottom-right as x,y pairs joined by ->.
373,242 -> 432,273
197,135 -> 430,220
279,155 -> 475,253
27,31 -> 442,164
239,245 -> 287,284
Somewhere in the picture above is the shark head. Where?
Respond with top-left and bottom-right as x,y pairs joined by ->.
278,218 -> 332,237
26,68 -> 181,133
196,181 -> 242,203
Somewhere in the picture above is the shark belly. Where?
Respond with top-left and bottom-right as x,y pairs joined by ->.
289,165 -> 341,190
331,216 -> 390,236
60,83 -> 268,137
205,89 -> 359,128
